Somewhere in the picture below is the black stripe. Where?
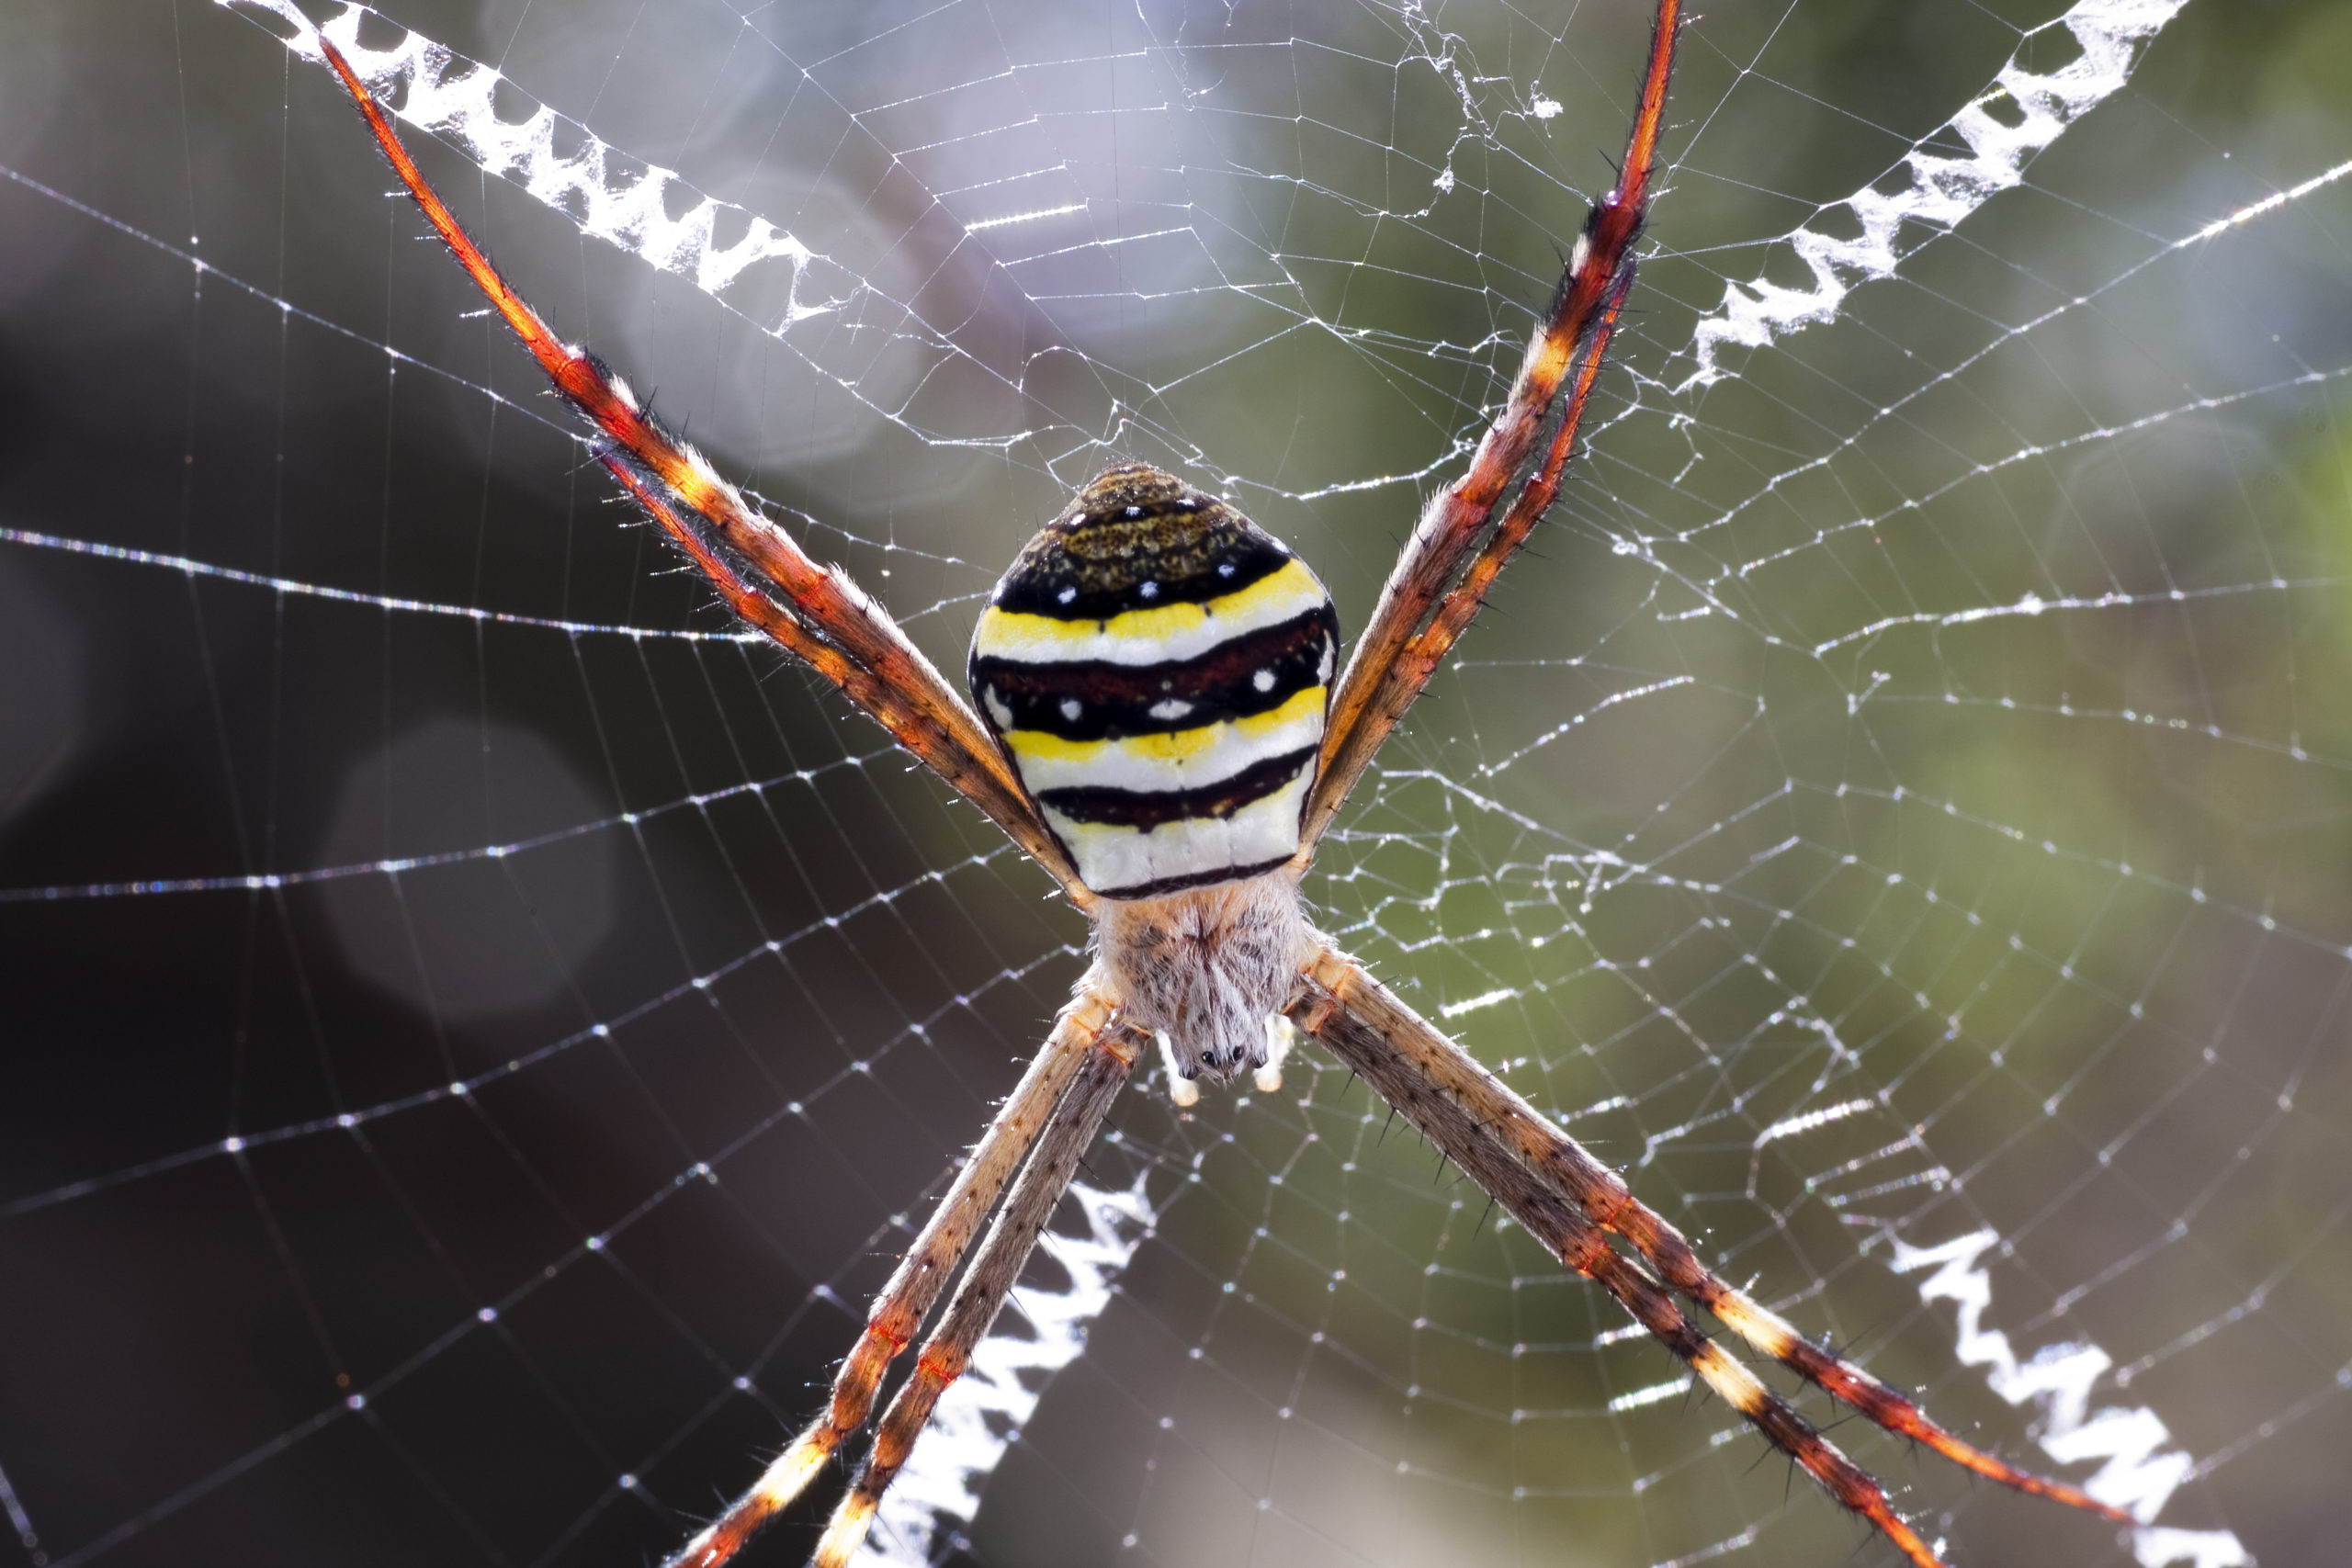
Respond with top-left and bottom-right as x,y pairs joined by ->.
971,607 -> 1336,742
1034,747 -> 1317,831
1091,854 -> 1299,900
991,531 -> 1295,621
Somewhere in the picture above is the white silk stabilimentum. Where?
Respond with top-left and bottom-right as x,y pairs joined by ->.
220,0 -> 832,312
1680,0 -> 2189,390
852,1173 -> 1155,1567
1889,1231 -> 2250,1568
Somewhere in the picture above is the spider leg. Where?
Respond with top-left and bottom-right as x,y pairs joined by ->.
1292,950 -> 2137,1562
814,1022 -> 1145,1566
1290,966 -> 1962,1567
311,36 -> 1090,907
661,989 -> 1119,1568
1300,0 -> 1680,852
1296,945 -> 2132,1528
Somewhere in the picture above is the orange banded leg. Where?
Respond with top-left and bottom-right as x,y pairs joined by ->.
1301,0 -> 1681,852
311,35 -> 1090,907
1297,944 -> 2131,1528
814,1024 -> 1143,1566
663,989 -> 1117,1568
1289,966 -> 1953,1568
1579,1242 -> 1948,1566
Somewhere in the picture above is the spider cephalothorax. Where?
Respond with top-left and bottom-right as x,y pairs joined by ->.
1085,870 -> 1313,1089
969,464 -> 1337,1082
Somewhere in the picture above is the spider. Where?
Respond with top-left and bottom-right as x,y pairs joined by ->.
304,1 -> 2135,1563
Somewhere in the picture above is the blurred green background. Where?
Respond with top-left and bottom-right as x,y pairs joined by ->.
2,2 -> 2347,1566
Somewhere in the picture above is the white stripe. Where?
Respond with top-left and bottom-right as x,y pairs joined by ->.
232,0 -> 824,306
1046,768 -> 1312,894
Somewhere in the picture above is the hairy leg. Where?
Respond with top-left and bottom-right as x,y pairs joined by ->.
813,1023 -> 1144,1566
664,989 -> 1119,1568
1303,0 -> 1680,851
1289,951 -> 2131,1567
1296,945 -> 2129,1523
312,32 -> 1088,904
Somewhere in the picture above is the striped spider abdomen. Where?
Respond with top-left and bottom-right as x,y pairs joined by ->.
969,464 -> 1339,901
970,465 -> 1339,1088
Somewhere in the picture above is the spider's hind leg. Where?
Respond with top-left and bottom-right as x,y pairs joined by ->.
1298,0 -> 1683,855
309,28 -> 1088,905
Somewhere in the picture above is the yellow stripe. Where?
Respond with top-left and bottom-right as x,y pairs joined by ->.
973,558 -> 1324,661
1001,686 -> 1323,769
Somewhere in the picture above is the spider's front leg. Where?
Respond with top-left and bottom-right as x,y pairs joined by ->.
1298,946 -> 2133,1527
663,990 -> 1119,1568
813,1021 -> 1144,1566
1286,959 -> 1957,1564
1288,948 -> 2132,1568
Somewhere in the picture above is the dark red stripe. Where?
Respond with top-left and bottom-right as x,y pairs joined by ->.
970,606 -> 1336,741
1034,747 -> 1317,830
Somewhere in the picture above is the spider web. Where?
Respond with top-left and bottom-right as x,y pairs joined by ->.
1,1 -> 2346,1565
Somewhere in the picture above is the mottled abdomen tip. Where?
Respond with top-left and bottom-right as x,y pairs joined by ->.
969,465 -> 1339,899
